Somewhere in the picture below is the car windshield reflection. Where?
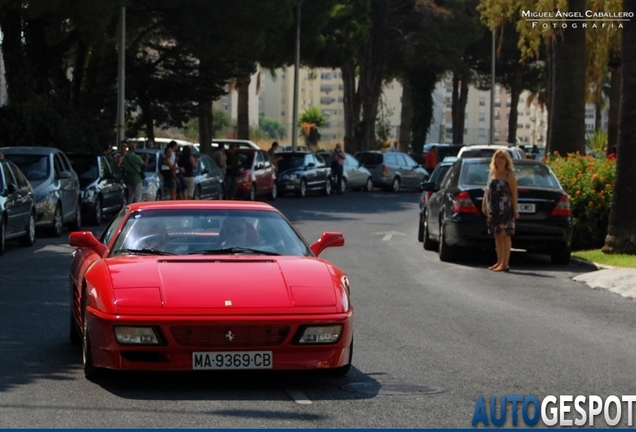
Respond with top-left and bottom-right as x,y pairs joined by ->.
110,209 -> 312,257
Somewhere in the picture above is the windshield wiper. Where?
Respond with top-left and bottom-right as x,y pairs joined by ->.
188,247 -> 280,256
113,248 -> 176,256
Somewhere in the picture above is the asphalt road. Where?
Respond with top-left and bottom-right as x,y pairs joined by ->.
1,190 -> 635,428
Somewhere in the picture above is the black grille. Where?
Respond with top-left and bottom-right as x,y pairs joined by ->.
170,324 -> 290,348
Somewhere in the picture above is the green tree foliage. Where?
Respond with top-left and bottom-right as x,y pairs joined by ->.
259,116 -> 287,140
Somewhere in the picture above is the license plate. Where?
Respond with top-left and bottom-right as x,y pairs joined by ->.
518,203 -> 536,213
192,351 -> 273,370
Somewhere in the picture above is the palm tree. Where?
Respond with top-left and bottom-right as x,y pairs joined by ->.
603,0 -> 636,255
299,106 -> 327,149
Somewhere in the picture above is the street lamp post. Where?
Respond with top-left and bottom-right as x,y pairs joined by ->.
490,28 -> 495,145
291,2 -> 301,152
116,6 -> 126,146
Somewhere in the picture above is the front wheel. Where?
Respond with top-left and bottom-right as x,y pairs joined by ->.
322,178 -> 332,196
19,211 -> 36,247
83,309 -> 103,380
296,179 -> 307,198
49,204 -> 64,237
268,183 -> 277,200
390,177 -> 400,193
423,214 -> 436,251
0,217 -> 5,256
68,202 -> 82,231
91,197 -> 102,226
249,184 -> 257,201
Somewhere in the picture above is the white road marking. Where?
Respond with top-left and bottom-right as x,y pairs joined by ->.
373,230 -> 405,241
285,389 -> 312,405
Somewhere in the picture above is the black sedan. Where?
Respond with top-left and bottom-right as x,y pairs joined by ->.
67,154 -> 127,225
421,158 -> 573,264
0,158 -> 36,254
276,151 -> 333,197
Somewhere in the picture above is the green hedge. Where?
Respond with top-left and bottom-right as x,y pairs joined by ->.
545,153 -> 615,250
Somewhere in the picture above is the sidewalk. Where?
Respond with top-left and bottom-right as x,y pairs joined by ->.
571,259 -> 636,300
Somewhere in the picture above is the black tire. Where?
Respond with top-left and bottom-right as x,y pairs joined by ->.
155,190 -> 162,201
417,214 -> 424,242
296,179 -> 307,198
19,211 -> 36,247
0,217 -> 5,256
49,204 -> 64,237
551,248 -> 571,265
82,307 -> 103,380
322,178 -> 332,196
339,178 -> 346,194
268,183 -> 277,200
69,310 -> 82,345
68,202 -> 82,231
391,177 -> 400,193
329,337 -> 353,376
249,184 -> 257,201
438,222 -> 456,262
91,197 -> 102,226
364,177 -> 373,192
423,214 -> 436,251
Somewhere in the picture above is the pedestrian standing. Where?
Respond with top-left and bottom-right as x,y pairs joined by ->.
267,141 -> 282,172
484,149 -> 519,272
212,143 -> 227,198
330,143 -> 346,194
224,143 -> 241,200
424,145 -> 438,173
122,141 -> 148,203
178,145 -> 198,199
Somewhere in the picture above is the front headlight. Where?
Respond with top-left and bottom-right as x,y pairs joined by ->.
114,326 -> 161,345
296,325 -> 343,344
35,194 -> 47,204
282,174 -> 298,181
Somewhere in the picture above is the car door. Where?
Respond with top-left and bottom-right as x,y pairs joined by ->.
1,163 -> 27,235
53,152 -> 75,222
344,153 -> 363,188
254,151 -> 272,193
403,153 -> 425,188
427,162 -> 459,240
198,155 -> 222,199
314,153 -> 330,187
303,154 -> 318,188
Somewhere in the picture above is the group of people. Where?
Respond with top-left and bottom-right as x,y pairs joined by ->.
106,139 -> 199,203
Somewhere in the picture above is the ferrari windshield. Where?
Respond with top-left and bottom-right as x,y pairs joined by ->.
109,208 -> 312,257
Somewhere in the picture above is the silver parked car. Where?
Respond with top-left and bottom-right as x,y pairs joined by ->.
1,146 -> 81,236
317,151 -> 374,192
354,150 -> 429,193
67,153 -> 127,225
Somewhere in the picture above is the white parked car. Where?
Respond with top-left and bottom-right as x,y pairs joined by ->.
457,144 -> 527,160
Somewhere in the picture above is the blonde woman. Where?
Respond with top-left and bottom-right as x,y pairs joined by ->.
485,150 -> 519,272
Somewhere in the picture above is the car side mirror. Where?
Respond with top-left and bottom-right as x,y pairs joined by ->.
7,183 -> 18,194
59,171 -> 72,179
310,232 -> 345,256
69,231 -> 107,256
306,163 -> 315,170
104,172 -> 115,179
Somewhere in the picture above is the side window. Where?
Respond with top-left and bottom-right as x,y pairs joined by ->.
101,209 -> 128,246
345,154 -> 357,166
99,157 -> 109,178
404,154 -> 418,167
59,152 -> 73,172
53,154 -> 65,176
2,163 -> 14,188
306,154 -> 317,166
441,163 -> 459,189
9,163 -> 29,189
384,154 -> 396,165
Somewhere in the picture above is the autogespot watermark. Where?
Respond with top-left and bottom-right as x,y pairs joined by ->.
521,9 -> 633,29
472,394 -> 636,427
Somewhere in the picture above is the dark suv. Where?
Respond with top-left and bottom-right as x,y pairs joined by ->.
0,158 -> 36,254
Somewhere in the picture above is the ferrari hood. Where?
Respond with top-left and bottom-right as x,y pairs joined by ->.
107,257 -> 338,312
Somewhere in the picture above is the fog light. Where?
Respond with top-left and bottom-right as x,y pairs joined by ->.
114,326 -> 160,345
297,325 -> 343,344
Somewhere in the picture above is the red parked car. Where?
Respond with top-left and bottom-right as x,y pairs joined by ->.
235,149 -> 277,201
68,201 -> 352,379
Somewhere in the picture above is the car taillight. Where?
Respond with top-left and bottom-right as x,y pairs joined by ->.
451,191 -> 479,214
551,194 -> 571,216
381,165 -> 389,176
422,190 -> 434,204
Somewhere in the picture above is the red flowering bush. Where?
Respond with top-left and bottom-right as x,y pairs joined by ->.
545,152 -> 615,250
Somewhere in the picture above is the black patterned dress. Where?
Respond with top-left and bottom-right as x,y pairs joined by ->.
488,176 -> 515,236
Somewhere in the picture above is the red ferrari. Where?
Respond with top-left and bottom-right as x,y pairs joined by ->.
68,201 -> 352,379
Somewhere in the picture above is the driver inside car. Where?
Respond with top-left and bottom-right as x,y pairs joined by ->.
137,221 -> 170,250
219,217 -> 259,248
